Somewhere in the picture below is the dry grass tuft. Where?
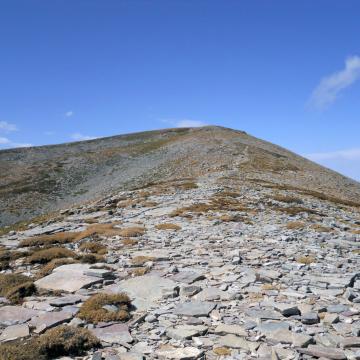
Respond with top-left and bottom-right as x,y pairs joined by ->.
79,254 -> 105,264
297,256 -> 316,265
19,232 -> 78,248
0,249 -> 30,270
79,242 -> 107,255
175,182 -> 198,190
351,229 -> 360,235
118,227 -> 145,237
0,325 -> 100,360
129,267 -> 149,277
27,247 -> 76,264
271,194 -> 303,204
78,293 -> 131,323
0,273 -> 36,304
213,347 -> 232,356
275,206 -> 321,216
310,224 -> 332,233
286,221 -> 306,230
122,238 -> 138,246
36,258 -> 77,279
73,223 -> 123,241
155,223 -> 182,231
131,255 -> 155,266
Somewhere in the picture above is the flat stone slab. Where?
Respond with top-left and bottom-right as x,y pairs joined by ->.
105,275 -> 178,311
0,324 -> 29,342
171,271 -> 205,284
91,324 -> 133,344
35,264 -> 102,292
298,345 -> 346,359
173,301 -> 216,317
195,287 -> 235,301
0,306 -> 40,326
166,325 -> 207,340
214,324 -> 247,337
29,311 -> 73,333
217,334 -> 250,350
49,295 -> 83,307
156,345 -> 204,360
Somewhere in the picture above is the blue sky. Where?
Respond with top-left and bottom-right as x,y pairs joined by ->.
1,1 -> 360,181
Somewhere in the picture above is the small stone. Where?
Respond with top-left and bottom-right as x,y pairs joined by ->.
323,313 -> 339,324
214,324 -> 247,337
301,312 -> 319,325
217,334 -> 250,350
166,325 -> 207,340
327,304 -> 349,313
173,301 -> 216,317
91,324 -> 133,344
156,345 -> 203,360
273,303 -> 300,317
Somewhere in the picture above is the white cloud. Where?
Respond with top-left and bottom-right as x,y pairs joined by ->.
0,137 -> 10,144
176,120 -> 207,128
65,111 -> 74,117
0,136 -> 32,149
70,133 -> 97,141
309,55 -> 360,109
0,121 -> 18,132
307,148 -> 360,161
306,148 -> 360,181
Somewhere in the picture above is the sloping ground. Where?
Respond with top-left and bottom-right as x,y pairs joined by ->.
0,168 -> 359,359
0,125 -> 359,227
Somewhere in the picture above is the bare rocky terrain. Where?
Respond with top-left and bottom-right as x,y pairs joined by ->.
0,126 -> 360,360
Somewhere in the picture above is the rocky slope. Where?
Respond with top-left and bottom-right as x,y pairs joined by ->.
0,126 -> 360,360
1,126 -> 359,227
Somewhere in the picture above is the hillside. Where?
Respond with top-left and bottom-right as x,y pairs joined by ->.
0,126 -> 359,228
1,126 -> 360,359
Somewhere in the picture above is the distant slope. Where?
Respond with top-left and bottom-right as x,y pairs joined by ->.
0,126 -> 359,227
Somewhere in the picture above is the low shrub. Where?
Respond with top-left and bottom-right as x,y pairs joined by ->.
0,325 -> 100,360
286,221 -> 306,230
79,242 -> 107,255
79,254 -> 105,264
118,227 -> 145,237
297,256 -> 316,265
19,232 -> 78,248
78,293 -> 131,323
0,273 -> 36,304
155,223 -> 181,231
27,248 -> 76,264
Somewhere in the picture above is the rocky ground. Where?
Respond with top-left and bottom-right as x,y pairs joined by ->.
0,171 -> 360,360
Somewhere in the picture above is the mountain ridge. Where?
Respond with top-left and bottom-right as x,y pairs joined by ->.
0,125 -> 359,228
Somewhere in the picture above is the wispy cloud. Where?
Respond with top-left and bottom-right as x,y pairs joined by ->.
65,111 -> 74,117
70,133 -> 97,141
0,121 -> 18,132
161,118 -> 208,128
306,147 -> 360,181
308,55 -> 360,109
307,148 -> 360,161
0,136 -> 32,149
176,119 -> 207,128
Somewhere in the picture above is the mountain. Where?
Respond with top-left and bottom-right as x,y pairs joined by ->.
1,126 -> 360,359
0,125 -> 359,227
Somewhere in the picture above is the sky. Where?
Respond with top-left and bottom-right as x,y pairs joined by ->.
1,1 -> 360,181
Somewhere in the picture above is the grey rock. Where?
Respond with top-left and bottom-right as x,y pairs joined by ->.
29,311 -> 73,333
301,312 -> 319,324
0,324 -> 29,342
156,346 -> 203,360
91,324 -> 133,344
173,301 -> 216,317
106,275 -> 178,311
217,334 -> 250,350
166,325 -> 207,340
171,271 -> 205,284
298,345 -> 346,359
0,306 -> 39,326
